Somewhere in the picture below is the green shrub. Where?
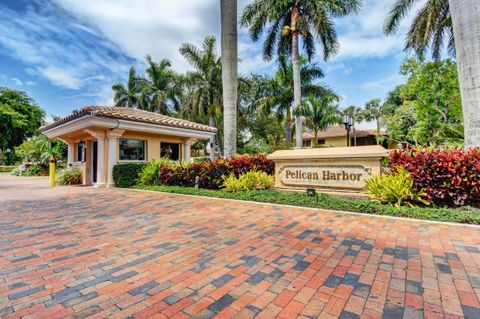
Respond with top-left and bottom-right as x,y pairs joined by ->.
25,165 -> 48,176
366,167 -> 429,207
139,158 -> 172,186
113,163 -> 148,188
0,166 -> 15,173
222,171 -> 274,192
56,168 -> 82,185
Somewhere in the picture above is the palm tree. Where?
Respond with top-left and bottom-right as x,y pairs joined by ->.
254,56 -> 329,143
384,0 -> 453,60
180,36 -> 222,160
112,67 -> 140,108
449,0 -> 480,148
294,94 -> 342,148
363,99 -> 383,145
221,0 -> 238,158
138,56 -> 181,115
343,105 -> 364,146
241,0 -> 361,149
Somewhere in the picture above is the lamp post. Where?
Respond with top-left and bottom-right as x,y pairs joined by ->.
343,114 -> 354,147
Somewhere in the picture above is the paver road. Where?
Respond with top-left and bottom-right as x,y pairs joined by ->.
1,174 -> 480,318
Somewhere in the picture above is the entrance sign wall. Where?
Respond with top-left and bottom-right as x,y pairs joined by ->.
268,146 -> 388,193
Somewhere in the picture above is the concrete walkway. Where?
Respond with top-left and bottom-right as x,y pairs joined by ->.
0,174 -> 479,318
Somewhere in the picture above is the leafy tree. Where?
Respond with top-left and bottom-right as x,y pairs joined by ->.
112,67 -> 141,108
0,88 -> 44,164
343,105 -> 364,146
363,98 -> 384,145
384,0 -> 452,60
241,0 -> 361,148
382,58 -> 463,146
294,93 -> 342,148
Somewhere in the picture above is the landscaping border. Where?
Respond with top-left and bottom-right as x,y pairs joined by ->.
132,185 -> 480,225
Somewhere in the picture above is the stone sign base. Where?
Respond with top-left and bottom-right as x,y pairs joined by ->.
267,146 -> 388,194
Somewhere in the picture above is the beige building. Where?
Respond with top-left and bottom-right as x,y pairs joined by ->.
301,125 -> 397,149
41,106 -> 216,187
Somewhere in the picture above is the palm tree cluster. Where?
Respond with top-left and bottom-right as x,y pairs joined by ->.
112,35 -> 345,152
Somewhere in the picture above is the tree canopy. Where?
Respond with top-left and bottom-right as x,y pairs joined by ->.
0,88 -> 45,164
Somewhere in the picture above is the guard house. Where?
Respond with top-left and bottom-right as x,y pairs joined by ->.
41,106 -> 216,187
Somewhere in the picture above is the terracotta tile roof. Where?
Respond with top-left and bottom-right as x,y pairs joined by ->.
41,106 -> 217,133
302,125 -> 385,139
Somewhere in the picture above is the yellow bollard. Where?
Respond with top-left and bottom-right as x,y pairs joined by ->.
49,157 -> 56,187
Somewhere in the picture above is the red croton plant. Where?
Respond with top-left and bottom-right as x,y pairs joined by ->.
389,148 -> 480,206
159,154 -> 274,190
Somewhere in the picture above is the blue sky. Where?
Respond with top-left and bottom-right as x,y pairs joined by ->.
0,0 -> 420,127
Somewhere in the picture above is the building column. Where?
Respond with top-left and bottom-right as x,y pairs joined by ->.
183,139 -> 195,163
95,137 -> 106,187
106,129 -> 125,187
67,142 -> 74,165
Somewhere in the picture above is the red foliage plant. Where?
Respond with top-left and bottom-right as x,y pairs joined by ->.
389,148 -> 480,206
159,154 -> 274,190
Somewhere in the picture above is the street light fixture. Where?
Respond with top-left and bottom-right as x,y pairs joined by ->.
343,114 -> 354,147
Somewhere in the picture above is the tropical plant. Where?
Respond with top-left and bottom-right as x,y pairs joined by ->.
15,135 -> 66,165
221,0 -> 238,158
384,0 -> 453,60
137,56 -> 181,115
241,0 -> 361,149
343,105 -> 364,146
56,168 -> 82,185
222,170 -> 274,192
138,158 -> 172,186
363,98 -> 384,145
366,166 -> 429,207
112,67 -> 141,108
0,88 -> 45,165
180,36 -> 223,160
254,56 -> 329,143
294,93 -> 342,148
390,147 -> 480,206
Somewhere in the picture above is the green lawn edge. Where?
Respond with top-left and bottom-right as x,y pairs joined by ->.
132,185 -> 480,225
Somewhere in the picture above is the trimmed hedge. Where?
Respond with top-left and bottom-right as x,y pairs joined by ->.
133,185 -> 480,224
390,148 -> 480,206
0,166 -> 15,173
113,163 -> 148,188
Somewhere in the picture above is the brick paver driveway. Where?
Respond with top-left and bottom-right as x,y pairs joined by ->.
1,174 -> 480,319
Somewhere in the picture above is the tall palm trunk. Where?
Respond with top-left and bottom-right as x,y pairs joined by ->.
221,0 -> 238,158
352,124 -> 357,146
376,119 -> 380,145
209,110 -> 215,161
449,0 -> 480,148
313,130 -> 318,148
291,1 -> 303,148
285,107 -> 292,143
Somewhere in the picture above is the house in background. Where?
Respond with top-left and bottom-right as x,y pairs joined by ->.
41,106 -> 216,187
301,125 -> 397,149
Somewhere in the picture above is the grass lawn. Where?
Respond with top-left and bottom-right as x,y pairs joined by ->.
133,185 -> 480,225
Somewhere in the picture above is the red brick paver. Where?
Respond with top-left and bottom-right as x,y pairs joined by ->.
1,174 -> 480,318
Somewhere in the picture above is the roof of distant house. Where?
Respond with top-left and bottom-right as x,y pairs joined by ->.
302,125 -> 386,139
41,106 -> 217,133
